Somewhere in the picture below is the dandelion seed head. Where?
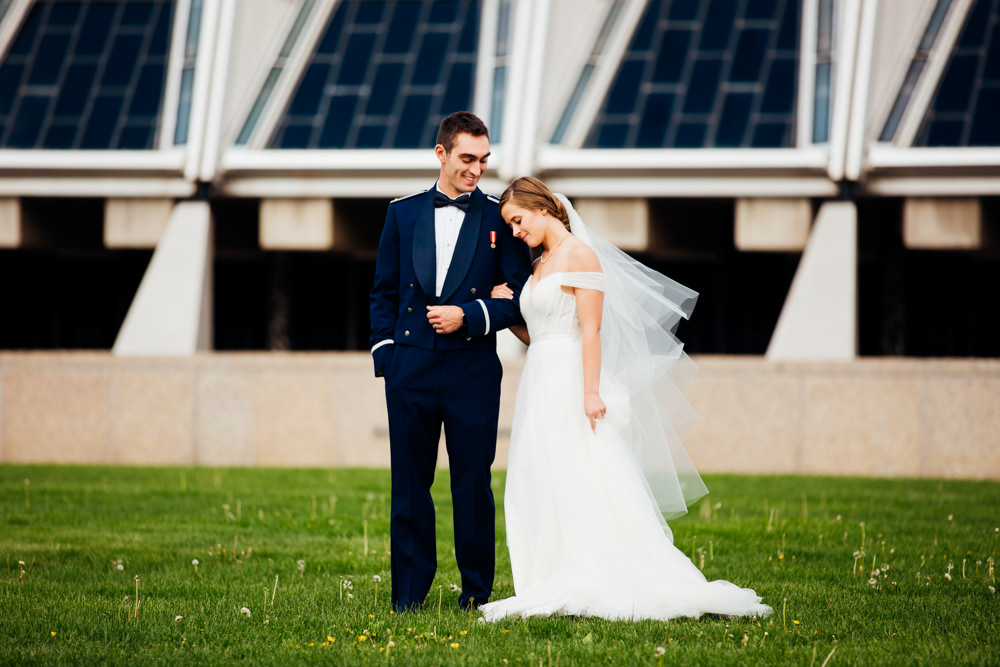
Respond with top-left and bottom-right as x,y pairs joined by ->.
342,580 -> 353,590
18,560 -> 25,567
192,559 -> 199,566
655,647 -> 666,656
989,586 -> 996,594
944,573 -> 952,581
240,607 -> 251,618
175,615 -> 183,623
449,583 -> 460,592
373,575 -> 382,582
947,515 -> 953,521
853,550 -> 861,558
347,593 -> 354,599
868,578 -> 878,585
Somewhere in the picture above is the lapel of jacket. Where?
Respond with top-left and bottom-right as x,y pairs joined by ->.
412,188 -> 437,300
439,188 -> 484,304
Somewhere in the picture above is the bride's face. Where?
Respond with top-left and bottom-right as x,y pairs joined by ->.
502,203 -> 549,248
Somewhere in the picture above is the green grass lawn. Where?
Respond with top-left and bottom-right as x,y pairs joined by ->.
0,465 -> 997,666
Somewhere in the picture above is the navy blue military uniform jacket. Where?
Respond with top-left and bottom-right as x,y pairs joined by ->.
369,186 -> 531,376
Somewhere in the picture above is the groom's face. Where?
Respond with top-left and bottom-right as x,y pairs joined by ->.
436,133 -> 490,198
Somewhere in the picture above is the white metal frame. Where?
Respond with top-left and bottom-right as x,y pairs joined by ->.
891,0 -> 974,147
553,0 -> 648,150
473,0 -> 499,137
157,0 -> 192,150
827,0 -> 861,181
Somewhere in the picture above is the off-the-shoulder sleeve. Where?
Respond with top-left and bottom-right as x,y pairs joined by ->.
560,271 -> 605,292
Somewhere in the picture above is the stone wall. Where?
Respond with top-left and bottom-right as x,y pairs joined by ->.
1,352 -> 997,478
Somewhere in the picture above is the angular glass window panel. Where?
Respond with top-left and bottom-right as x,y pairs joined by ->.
151,3 -> 173,53
8,96 -> 49,147
429,1 -> 461,24
684,59 -> 722,113
551,63 -> 592,143
923,119 -> 965,145
459,2 -> 480,52
354,1 -> 385,24
289,63 -> 330,117
317,94 -> 358,147
632,0 -> 659,52
184,0 -> 202,58
118,124 -> 154,149
700,0 -> 738,51
607,59 -> 644,114
668,1 -> 699,21
746,0 -> 779,20
174,67 -> 194,144
716,92 -> 754,146
730,28 -> 769,82
76,2 -> 116,55
816,0 -> 834,51
879,59 -> 924,141
958,0 -> 990,48
316,5 -> 348,54
28,34 -> 70,85
338,33 -> 376,86
813,61 -> 831,142
43,123 -> 77,149
653,29 -> 692,83
752,121 -> 788,147
442,62 -> 474,114
594,121 -> 629,147
122,2 -> 155,26
367,63 -> 405,115
674,121 -> 707,147
81,95 -> 123,148
54,63 -> 97,115
776,0 -> 800,50
491,64 -> 507,143
357,124 -> 387,148
49,2 -> 81,25
385,2 -> 421,54
919,0 -> 953,51
935,54 -> 979,111
984,23 -> 1000,78
129,64 -> 165,117
103,35 -> 144,87
395,95 -> 433,148
969,87 -> 1000,144
280,124 -> 315,149
413,32 -> 451,85
760,57 -> 796,113
8,5 -> 42,56
637,92 -> 674,147
0,64 -> 24,115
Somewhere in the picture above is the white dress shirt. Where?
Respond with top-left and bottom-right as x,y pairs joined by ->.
434,185 -> 468,297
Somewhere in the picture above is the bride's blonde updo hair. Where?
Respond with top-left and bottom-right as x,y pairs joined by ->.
499,176 -> 571,232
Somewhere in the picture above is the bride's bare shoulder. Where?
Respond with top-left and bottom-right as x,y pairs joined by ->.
565,239 -> 601,272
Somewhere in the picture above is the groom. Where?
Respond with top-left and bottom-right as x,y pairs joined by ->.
369,111 -> 531,611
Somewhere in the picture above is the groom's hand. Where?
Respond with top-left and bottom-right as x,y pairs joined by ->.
427,305 -> 464,334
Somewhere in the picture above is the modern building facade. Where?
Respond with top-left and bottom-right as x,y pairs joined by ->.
0,0 -> 997,473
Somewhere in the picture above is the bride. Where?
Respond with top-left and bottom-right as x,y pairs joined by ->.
479,177 -> 771,622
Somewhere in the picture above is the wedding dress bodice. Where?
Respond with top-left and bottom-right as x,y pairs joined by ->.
520,271 -> 605,343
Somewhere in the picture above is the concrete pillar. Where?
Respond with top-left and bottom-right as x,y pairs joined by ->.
0,199 -> 19,247
573,198 -> 649,251
766,201 -> 857,361
113,201 -> 214,356
735,198 -> 812,251
903,197 -> 982,249
259,198 -> 334,250
104,198 -> 174,248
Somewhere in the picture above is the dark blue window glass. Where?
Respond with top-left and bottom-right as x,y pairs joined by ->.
915,0 -> 1000,146
587,0 -> 799,148
273,1 -> 481,149
0,0 -> 174,150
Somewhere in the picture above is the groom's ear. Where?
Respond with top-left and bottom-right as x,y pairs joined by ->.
434,144 -> 447,163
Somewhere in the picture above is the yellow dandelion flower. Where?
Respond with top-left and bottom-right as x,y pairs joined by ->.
793,620 -> 801,625
50,632 -> 57,637
450,643 -> 460,649
358,636 -> 368,642
327,636 -> 335,643
460,630 -> 468,636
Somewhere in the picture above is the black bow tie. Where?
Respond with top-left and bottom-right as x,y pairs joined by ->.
434,191 -> 471,212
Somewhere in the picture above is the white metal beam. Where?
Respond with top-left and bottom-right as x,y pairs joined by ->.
844,0 -> 878,181
827,0 -> 861,181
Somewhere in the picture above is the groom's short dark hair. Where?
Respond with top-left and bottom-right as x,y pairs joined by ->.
436,111 -> 489,153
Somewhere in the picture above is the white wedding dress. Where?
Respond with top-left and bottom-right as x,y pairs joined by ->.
479,269 -> 771,622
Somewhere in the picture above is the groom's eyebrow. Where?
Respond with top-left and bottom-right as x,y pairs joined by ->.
460,152 -> 491,160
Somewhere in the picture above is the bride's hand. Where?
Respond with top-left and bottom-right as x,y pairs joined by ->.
491,282 -> 514,299
584,392 -> 607,432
